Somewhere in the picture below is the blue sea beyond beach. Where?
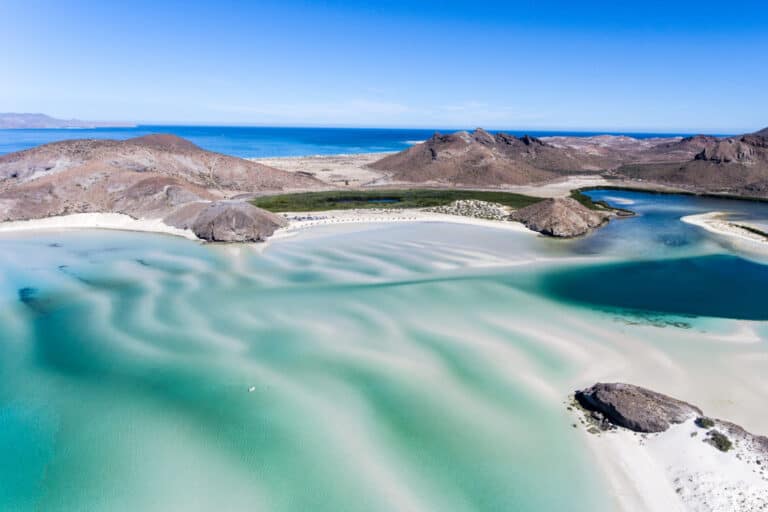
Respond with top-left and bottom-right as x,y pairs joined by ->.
0,125 -> 705,158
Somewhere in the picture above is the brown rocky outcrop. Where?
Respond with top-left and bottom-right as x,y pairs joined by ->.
191,201 -> 287,242
695,138 -> 758,164
509,197 -> 609,237
575,383 -> 702,433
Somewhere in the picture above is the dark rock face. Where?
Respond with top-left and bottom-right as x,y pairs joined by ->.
509,197 -> 609,237
695,138 -> 757,164
575,383 -> 702,433
191,201 -> 287,242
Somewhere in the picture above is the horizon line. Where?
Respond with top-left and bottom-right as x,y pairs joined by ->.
0,120 -> 745,137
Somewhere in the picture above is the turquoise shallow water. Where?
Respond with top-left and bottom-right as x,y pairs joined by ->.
0,229 -> 608,511
1,190 -> 768,511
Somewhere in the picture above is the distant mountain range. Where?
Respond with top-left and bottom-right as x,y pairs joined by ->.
0,113 -> 135,129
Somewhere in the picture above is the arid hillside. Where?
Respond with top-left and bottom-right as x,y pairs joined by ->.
369,128 -> 722,187
0,134 -> 322,228
611,127 -> 768,197
369,129 -> 588,186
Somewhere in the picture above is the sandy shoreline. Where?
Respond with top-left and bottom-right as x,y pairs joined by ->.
271,208 -> 538,240
581,417 -> 768,511
0,213 -> 198,240
682,212 -> 768,247
0,208 -> 537,242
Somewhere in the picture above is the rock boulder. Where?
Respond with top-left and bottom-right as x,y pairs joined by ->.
192,201 -> 287,242
509,197 -> 609,237
575,382 -> 702,433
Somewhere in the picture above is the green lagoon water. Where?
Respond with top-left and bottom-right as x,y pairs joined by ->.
2,190 -> 768,511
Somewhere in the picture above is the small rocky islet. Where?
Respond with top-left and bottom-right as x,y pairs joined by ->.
574,382 -> 768,457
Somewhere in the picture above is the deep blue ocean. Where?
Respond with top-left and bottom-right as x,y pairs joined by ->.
0,126 -> 700,158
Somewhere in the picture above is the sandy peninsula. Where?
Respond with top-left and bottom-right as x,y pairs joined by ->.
682,212 -> 768,247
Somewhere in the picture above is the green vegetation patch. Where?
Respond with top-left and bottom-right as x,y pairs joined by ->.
252,189 -> 543,213
706,430 -> 733,452
569,189 -> 635,216
735,224 -> 768,241
695,416 -> 715,429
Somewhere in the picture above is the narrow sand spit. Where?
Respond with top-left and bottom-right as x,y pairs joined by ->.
0,213 -> 198,239
582,418 -> 768,511
682,212 -> 768,246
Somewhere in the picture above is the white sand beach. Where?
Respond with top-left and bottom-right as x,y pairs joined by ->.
272,207 -> 538,240
0,208 -> 537,244
682,212 -> 768,247
0,213 -> 198,240
582,418 -> 768,511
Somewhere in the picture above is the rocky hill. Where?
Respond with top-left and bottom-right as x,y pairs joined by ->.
369,129 -> 616,186
0,134 -> 321,240
509,197 -> 610,237
543,134 -> 718,166
612,127 -> 768,197
370,128 -> 722,187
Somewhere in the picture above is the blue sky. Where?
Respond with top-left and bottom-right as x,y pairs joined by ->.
2,0 -> 767,132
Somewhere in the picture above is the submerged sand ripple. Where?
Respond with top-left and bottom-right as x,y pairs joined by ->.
0,216 -> 767,511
